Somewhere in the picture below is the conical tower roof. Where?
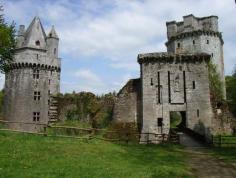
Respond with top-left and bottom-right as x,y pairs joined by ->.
48,26 -> 59,39
24,16 -> 47,49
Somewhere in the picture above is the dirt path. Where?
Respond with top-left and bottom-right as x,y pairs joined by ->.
185,148 -> 236,178
179,133 -> 236,178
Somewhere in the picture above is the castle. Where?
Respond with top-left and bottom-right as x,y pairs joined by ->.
4,17 -> 61,131
3,15 -> 232,141
113,14 -> 232,143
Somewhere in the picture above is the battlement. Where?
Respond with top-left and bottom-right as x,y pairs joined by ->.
166,14 -> 219,39
138,52 -> 210,64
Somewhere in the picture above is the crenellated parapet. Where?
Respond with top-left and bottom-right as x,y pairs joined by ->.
138,52 -> 211,64
166,30 -> 224,46
7,62 -> 61,72
166,14 -> 219,39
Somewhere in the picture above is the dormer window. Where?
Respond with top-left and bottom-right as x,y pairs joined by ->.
35,40 -> 40,46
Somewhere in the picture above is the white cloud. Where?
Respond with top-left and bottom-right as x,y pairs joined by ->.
2,0 -> 236,93
74,69 -> 101,83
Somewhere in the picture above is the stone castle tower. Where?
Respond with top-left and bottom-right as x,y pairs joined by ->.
4,17 -> 61,131
113,14 -> 231,144
166,14 -> 225,97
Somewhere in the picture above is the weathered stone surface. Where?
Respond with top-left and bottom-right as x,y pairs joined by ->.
113,79 -> 141,126
113,14 -> 231,144
4,17 -> 61,132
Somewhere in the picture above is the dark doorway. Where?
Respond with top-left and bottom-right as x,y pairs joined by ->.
157,118 -> 163,133
170,111 -> 186,130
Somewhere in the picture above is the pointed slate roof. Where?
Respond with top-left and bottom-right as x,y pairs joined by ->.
24,16 -> 47,49
48,26 -> 59,39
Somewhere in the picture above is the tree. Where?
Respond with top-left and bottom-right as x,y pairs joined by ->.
208,61 -> 224,103
0,5 -> 16,73
226,66 -> 236,117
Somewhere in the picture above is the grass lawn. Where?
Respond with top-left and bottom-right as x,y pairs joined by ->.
0,131 -> 192,178
210,147 -> 236,163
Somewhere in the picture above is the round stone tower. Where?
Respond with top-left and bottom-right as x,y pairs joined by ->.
165,14 -> 226,97
4,17 -> 61,131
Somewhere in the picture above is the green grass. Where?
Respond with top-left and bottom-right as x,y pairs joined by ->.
211,147 -> 236,163
0,131 -> 192,178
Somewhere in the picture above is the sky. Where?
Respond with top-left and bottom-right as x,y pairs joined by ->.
1,0 -> 236,94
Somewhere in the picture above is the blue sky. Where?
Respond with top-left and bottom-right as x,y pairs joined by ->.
1,0 -> 236,94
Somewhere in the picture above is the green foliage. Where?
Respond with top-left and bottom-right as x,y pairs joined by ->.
208,61 -> 224,103
0,90 -> 4,117
57,92 -> 115,129
0,131 -> 192,178
170,112 -> 182,128
226,73 -> 236,117
0,6 -> 16,73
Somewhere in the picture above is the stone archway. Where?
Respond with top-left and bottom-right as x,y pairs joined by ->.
170,111 -> 186,130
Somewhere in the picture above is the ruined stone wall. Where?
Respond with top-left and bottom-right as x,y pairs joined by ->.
112,79 -> 141,127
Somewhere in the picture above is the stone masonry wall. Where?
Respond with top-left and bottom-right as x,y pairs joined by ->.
138,53 -> 213,142
113,79 -> 141,127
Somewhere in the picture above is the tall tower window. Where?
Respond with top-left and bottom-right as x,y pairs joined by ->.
54,48 -> 56,55
192,81 -> 196,89
33,112 -> 40,122
197,109 -> 200,118
193,40 -> 195,45
150,78 -> 153,86
207,40 -> 209,44
177,43 -> 180,48
33,69 -> 39,79
34,91 -> 41,100
211,53 -> 214,57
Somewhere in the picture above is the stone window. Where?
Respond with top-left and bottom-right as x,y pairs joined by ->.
33,69 -> 39,79
177,43 -> 180,48
197,109 -> 200,117
48,90 -> 50,95
192,81 -> 196,89
150,78 -> 153,86
50,70 -> 53,76
157,118 -> 163,127
36,54 -> 39,59
48,99 -> 50,105
54,48 -> 56,55
193,40 -> 195,45
48,79 -> 51,85
211,53 -> 214,57
35,40 -> 40,46
207,40 -> 209,44
33,112 -> 40,122
34,91 -> 41,100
